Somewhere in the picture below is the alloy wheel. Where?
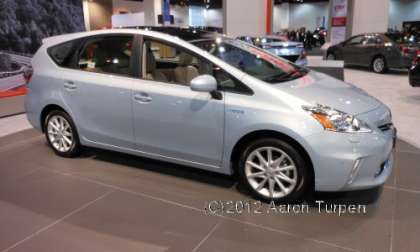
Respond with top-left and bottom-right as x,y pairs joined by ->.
373,58 -> 385,73
47,115 -> 73,153
245,146 -> 298,199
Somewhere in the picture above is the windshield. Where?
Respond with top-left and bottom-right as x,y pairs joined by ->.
193,38 -> 308,84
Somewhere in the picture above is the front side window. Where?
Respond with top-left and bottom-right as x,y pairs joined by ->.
194,38 -> 307,84
142,38 -> 252,94
78,36 -> 133,76
347,36 -> 365,45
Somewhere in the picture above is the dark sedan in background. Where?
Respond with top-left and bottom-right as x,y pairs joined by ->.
410,55 -> 420,87
238,35 -> 308,66
327,33 -> 419,73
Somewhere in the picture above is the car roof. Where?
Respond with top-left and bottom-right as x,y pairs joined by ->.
129,26 -> 218,41
41,27 -> 220,47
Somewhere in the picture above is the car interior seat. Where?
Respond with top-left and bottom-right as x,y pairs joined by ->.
145,50 -> 168,82
174,52 -> 199,84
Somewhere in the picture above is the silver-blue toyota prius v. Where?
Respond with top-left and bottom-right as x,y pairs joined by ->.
25,28 -> 396,203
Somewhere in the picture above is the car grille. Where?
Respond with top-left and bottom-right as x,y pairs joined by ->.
378,123 -> 394,132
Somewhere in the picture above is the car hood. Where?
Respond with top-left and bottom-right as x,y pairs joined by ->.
266,41 -> 302,47
273,71 -> 382,115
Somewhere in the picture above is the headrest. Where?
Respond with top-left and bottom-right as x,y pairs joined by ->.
178,52 -> 193,66
93,49 -> 108,67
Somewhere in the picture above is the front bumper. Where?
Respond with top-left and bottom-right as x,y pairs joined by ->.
305,116 -> 396,192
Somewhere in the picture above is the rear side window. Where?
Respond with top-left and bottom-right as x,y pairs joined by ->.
78,36 -> 134,77
48,40 -> 79,67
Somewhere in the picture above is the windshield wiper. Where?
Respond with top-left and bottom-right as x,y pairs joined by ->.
263,69 -> 307,83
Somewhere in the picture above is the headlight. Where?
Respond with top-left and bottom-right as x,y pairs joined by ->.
302,104 -> 372,133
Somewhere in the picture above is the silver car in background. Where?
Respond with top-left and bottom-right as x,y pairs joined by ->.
25,29 -> 395,203
238,35 -> 308,66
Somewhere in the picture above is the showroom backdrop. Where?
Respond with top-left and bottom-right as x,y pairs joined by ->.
0,0 -> 85,116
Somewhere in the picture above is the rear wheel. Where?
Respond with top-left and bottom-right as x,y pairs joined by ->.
237,138 -> 310,203
44,110 -> 81,157
372,56 -> 388,73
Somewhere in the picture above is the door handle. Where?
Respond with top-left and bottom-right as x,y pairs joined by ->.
64,81 -> 77,90
134,93 -> 152,103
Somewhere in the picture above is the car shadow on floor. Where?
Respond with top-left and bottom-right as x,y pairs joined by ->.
83,145 -> 384,206
345,65 -> 409,75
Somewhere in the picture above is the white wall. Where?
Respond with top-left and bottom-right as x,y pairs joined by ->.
224,0 -> 266,36
288,2 -> 329,31
171,5 -> 189,27
273,3 -> 289,32
352,0 -> 389,35
389,0 -> 420,30
112,12 -> 145,27
112,0 -> 143,14
204,9 -> 223,27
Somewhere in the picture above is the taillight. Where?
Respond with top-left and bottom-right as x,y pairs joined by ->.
23,68 -> 33,84
414,50 -> 420,65
400,46 -> 410,55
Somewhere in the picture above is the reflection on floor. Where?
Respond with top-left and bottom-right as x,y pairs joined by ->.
0,129 -> 420,252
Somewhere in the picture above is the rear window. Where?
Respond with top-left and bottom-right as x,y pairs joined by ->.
385,33 -> 419,44
48,40 -> 79,67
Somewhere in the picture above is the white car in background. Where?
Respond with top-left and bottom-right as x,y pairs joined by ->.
238,35 -> 308,66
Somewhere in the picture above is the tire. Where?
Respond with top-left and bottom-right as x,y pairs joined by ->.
327,53 -> 336,60
237,138 -> 311,204
372,56 -> 388,74
44,110 -> 81,158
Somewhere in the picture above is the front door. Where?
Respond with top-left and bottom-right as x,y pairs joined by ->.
343,35 -> 365,65
132,38 -> 225,168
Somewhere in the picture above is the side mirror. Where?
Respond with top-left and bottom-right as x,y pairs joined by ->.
190,75 -> 218,93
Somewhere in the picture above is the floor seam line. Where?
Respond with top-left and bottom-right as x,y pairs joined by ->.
49,170 -> 361,252
0,190 -> 114,252
0,136 -> 43,153
191,220 -> 222,252
389,188 -> 397,252
384,185 -> 420,194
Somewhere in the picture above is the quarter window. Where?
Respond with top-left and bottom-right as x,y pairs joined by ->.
48,40 -> 79,67
78,36 -> 134,76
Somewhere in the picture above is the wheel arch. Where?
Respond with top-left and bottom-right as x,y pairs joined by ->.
371,53 -> 386,65
230,130 -> 315,189
40,104 -> 69,132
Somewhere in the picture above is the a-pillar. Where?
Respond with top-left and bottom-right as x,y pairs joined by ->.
223,0 -> 273,37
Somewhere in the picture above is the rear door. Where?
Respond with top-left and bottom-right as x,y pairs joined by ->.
61,34 -> 136,148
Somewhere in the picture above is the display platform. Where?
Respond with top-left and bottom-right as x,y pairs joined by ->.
0,95 -> 25,118
1,129 -> 420,251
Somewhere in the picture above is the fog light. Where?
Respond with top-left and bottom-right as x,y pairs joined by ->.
348,158 -> 362,185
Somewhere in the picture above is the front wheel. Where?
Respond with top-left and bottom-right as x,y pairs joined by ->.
44,110 -> 81,157
237,138 -> 310,203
